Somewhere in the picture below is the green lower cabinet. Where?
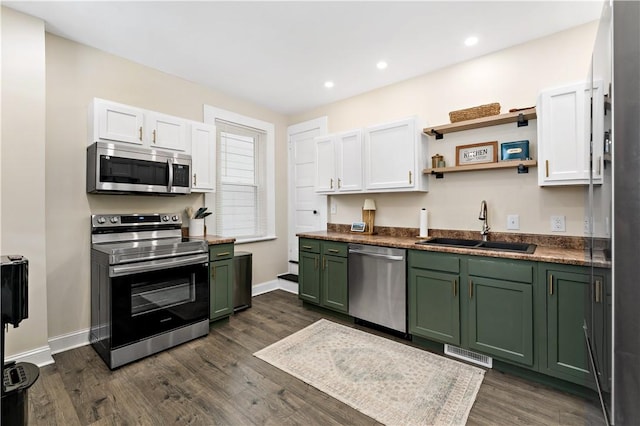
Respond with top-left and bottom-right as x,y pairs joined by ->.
298,239 -> 348,314
542,264 -> 607,390
299,251 -> 321,303
409,267 -> 460,345
322,254 -> 348,313
210,258 -> 234,321
467,276 -> 533,366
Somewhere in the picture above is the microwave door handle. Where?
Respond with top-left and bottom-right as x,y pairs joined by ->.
167,159 -> 174,193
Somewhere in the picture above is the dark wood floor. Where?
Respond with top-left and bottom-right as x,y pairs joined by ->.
27,290 -> 603,425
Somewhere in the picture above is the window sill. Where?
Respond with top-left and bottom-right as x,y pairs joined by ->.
234,235 -> 277,245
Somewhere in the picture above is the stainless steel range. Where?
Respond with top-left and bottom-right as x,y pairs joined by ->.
90,212 -> 209,369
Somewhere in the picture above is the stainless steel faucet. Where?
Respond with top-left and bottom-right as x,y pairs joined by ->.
479,200 -> 490,241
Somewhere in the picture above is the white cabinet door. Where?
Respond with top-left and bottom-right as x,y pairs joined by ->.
364,118 -> 417,191
94,99 -> 144,145
315,135 -> 336,193
538,81 -> 603,186
336,130 -> 363,192
190,122 -> 216,192
148,112 -> 187,152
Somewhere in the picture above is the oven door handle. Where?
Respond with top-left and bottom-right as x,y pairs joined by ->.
110,253 -> 208,277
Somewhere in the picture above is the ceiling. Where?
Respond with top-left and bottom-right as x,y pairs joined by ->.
4,1 -> 603,115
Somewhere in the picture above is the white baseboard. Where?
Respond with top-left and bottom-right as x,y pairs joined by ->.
49,328 -> 90,355
277,278 -> 299,294
252,279 -> 280,296
252,278 -> 298,296
5,345 -> 54,367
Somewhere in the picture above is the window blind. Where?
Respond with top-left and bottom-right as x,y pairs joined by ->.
215,120 -> 267,239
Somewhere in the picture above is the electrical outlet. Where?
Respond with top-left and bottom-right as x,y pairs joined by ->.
551,215 -> 566,232
584,217 -> 591,235
330,199 -> 337,214
507,214 -> 520,230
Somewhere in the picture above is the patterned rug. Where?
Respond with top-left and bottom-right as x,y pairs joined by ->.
254,319 -> 485,425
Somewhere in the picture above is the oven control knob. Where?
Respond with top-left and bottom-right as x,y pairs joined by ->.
110,217 -> 118,224
162,215 -> 169,222
172,215 -> 179,222
97,217 -> 106,224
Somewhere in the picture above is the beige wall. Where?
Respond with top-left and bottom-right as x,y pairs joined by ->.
290,22 -> 598,236
44,34 -> 289,343
1,8 -> 49,356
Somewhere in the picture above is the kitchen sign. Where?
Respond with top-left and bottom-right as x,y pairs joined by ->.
456,141 -> 498,166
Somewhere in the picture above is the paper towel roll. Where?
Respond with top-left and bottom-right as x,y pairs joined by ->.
419,208 -> 429,238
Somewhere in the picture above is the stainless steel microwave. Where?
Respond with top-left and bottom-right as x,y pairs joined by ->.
87,142 -> 191,195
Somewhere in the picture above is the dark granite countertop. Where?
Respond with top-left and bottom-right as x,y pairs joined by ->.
297,227 -> 610,268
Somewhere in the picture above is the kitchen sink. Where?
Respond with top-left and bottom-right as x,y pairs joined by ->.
416,238 -> 536,254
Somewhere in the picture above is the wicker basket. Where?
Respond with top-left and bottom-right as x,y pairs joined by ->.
449,103 -> 501,123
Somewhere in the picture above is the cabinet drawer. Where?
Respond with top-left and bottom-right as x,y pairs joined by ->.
322,241 -> 347,257
209,243 -> 234,261
468,258 -> 533,283
299,238 -> 320,253
409,250 -> 460,274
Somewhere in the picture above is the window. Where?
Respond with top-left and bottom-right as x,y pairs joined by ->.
203,106 -> 275,243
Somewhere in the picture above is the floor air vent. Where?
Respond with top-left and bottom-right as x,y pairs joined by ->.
444,344 -> 493,368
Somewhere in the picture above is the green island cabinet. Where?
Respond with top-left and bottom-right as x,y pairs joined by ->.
298,238 -> 348,313
539,262 -> 610,391
409,250 -> 535,367
209,243 -> 234,321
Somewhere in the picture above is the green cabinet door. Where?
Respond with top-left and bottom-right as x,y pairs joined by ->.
467,258 -> 535,366
468,276 -> 534,366
299,251 -> 320,303
544,266 -> 605,389
408,267 -> 460,345
322,254 -> 348,313
210,258 -> 233,321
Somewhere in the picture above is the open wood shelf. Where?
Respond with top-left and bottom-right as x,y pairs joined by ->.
424,108 -> 537,138
423,159 -> 537,175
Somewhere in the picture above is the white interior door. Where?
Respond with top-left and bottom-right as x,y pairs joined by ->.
288,118 -> 328,272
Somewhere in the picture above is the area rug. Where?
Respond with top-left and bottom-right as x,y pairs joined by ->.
254,319 -> 485,425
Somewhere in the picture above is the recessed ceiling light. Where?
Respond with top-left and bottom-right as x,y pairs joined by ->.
464,36 -> 479,47
324,81 -> 334,88
376,61 -> 388,70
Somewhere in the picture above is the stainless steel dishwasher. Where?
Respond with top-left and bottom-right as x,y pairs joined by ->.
348,244 -> 407,333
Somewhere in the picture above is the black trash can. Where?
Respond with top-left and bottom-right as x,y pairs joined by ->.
2,362 -> 40,426
233,251 -> 252,312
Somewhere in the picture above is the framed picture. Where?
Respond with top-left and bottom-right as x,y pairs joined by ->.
350,221 -> 366,232
456,141 -> 498,166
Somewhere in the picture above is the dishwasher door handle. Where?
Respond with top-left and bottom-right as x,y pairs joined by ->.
348,249 -> 404,261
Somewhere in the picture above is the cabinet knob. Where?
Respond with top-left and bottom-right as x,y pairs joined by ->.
139,126 -> 143,141
193,173 -> 197,186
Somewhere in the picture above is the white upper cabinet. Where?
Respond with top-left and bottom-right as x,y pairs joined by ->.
364,117 -> 427,192
90,98 -> 188,153
147,112 -> 187,152
538,81 -> 604,186
93,99 -> 144,145
190,122 -> 216,192
336,130 -> 363,192
315,135 -> 336,193
315,130 -> 363,194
